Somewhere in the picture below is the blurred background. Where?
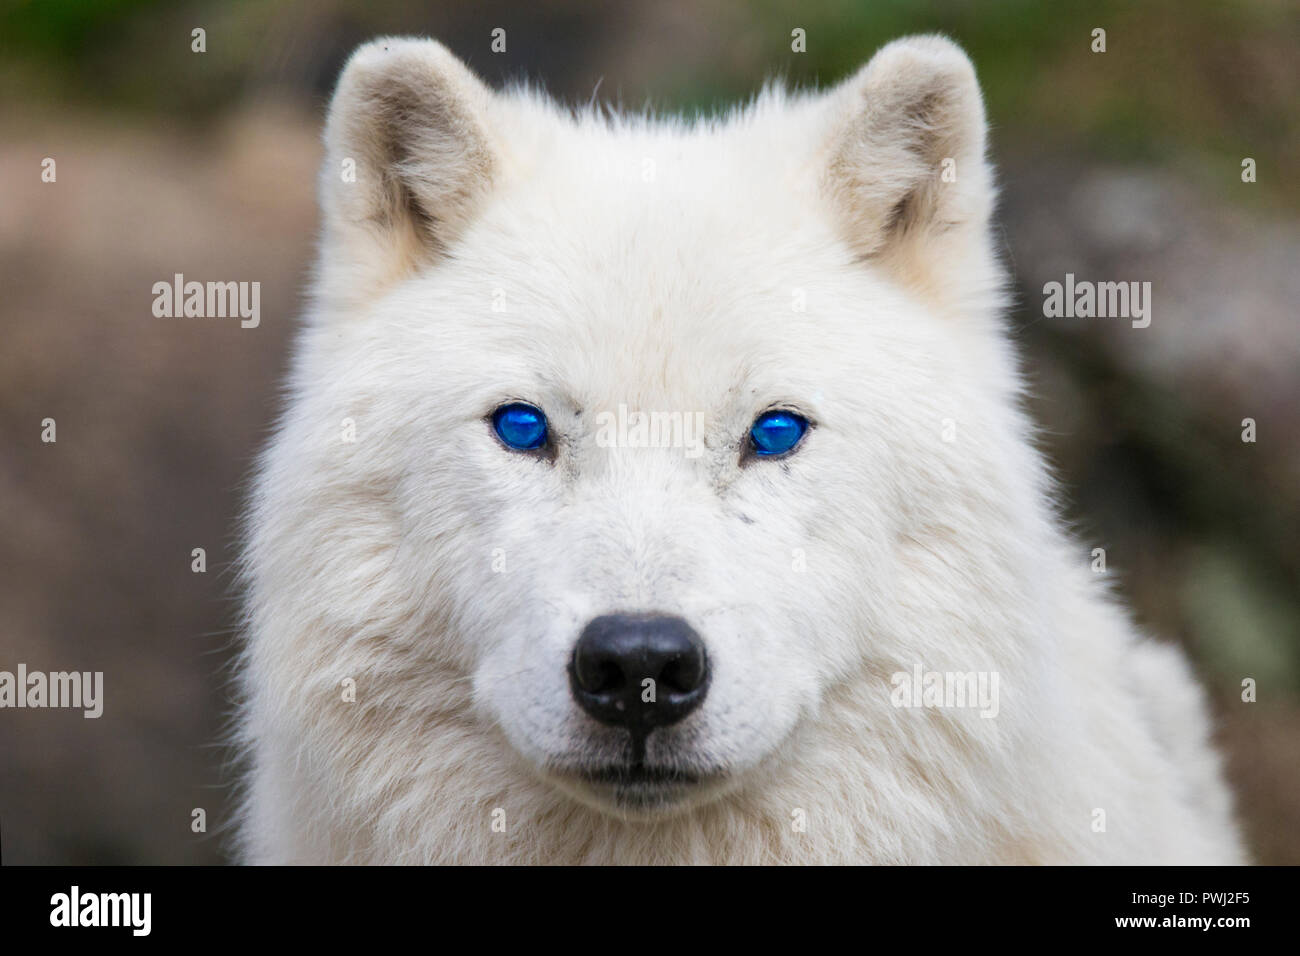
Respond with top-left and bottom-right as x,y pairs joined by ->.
1,0 -> 1296,864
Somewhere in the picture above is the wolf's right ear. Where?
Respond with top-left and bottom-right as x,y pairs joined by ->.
319,38 -> 497,300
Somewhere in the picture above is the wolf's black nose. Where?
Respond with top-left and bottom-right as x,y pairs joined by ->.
570,613 -> 709,734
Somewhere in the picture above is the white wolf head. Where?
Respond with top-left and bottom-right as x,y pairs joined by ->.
239,35 -> 1089,862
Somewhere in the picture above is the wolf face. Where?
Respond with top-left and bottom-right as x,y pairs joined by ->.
239,36 -> 1240,863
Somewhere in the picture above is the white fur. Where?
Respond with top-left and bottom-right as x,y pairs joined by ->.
234,36 -> 1244,864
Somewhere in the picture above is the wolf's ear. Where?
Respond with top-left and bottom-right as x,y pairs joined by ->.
319,38 -> 497,298
824,36 -> 993,270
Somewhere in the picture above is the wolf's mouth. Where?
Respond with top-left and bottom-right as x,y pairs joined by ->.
541,759 -> 727,813
579,764 -> 700,787
565,763 -> 713,812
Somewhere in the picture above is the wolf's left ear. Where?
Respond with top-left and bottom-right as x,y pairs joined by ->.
824,36 -> 993,269
319,37 -> 498,301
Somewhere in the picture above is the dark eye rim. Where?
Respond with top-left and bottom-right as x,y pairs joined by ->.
488,401 -> 556,461
741,408 -> 813,464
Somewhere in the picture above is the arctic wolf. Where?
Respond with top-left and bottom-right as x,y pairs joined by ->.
236,35 -> 1244,864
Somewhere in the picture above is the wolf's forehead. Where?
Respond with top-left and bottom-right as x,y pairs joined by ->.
469,149 -> 835,317
441,169 -> 856,400
419,120 -> 871,398
493,119 -> 818,238
456,213 -> 829,361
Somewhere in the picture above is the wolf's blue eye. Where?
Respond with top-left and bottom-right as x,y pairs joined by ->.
492,403 -> 548,451
749,410 -> 808,457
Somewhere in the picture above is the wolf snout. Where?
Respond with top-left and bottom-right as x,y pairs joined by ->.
569,613 -> 710,736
